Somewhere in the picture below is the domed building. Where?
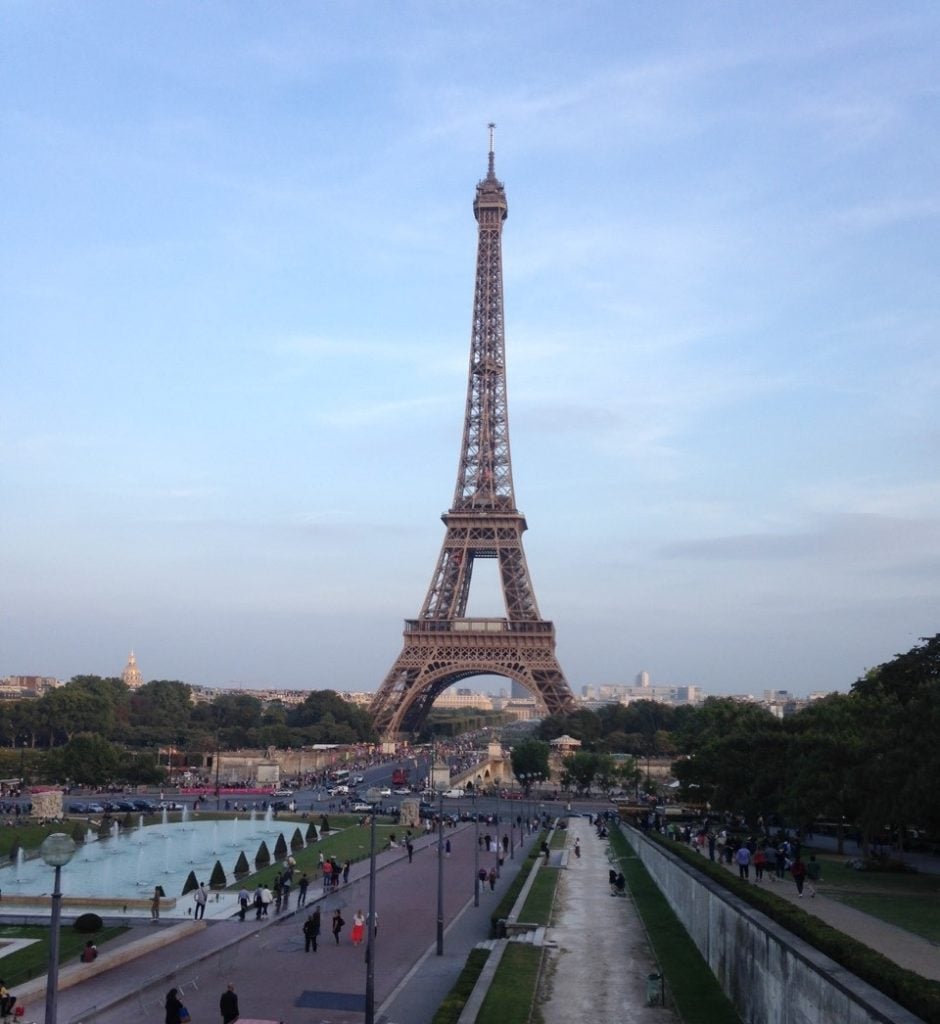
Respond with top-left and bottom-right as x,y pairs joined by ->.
121,650 -> 144,689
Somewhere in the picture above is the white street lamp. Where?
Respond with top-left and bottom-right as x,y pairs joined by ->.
41,833 -> 76,1024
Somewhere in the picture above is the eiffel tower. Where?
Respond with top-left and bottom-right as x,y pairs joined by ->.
371,127 -> 576,738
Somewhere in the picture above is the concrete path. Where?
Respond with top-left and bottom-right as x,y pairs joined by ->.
539,819 -> 677,1024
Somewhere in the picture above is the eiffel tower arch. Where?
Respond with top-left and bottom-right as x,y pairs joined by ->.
371,128 -> 576,739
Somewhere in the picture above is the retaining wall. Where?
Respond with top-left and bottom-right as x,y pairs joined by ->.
625,826 -> 923,1024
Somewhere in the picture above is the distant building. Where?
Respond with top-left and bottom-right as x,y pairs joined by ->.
121,651 -> 144,689
0,675 -> 60,699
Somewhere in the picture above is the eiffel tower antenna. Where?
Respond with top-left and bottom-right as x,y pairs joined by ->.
371,131 -> 576,738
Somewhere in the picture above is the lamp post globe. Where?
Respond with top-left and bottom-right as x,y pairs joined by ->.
40,832 -> 76,868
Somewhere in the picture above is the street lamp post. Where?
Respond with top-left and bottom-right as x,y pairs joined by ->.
42,833 -> 76,1024
436,786 -> 444,955
364,787 -> 382,1024
472,789 -> 480,907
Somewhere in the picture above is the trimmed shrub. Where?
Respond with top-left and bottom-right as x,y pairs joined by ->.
209,860 -> 227,889
305,822 -> 319,843
73,912 -> 103,933
181,870 -> 198,895
233,851 -> 250,878
273,833 -> 288,861
255,841 -> 271,869
290,827 -> 305,851
71,823 -> 85,844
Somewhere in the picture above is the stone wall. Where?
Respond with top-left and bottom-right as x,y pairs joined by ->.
625,826 -> 922,1024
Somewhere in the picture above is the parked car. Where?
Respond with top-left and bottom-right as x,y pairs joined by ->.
272,788 -> 294,797
443,789 -> 465,799
85,802 -> 105,813
352,802 -> 372,813
393,788 -> 411,795
67,802 -> 87,814
159,801 -> 184,810
379,787 -> 392,797
133,799 -> 157,812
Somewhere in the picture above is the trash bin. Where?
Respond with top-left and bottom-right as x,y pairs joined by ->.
646,973 -> 664,1006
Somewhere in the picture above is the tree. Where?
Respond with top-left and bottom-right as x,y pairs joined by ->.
563,752 -> 601,795
509,739 -> 550,790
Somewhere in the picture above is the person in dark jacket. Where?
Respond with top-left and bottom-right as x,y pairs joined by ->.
165,987 -> 183,1024
220,982 -> 239,1024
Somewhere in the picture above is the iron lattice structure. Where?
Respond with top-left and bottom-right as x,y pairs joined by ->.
371,130 -> 576,738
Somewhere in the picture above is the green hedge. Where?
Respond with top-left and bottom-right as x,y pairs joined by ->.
640,828 -> 940,1024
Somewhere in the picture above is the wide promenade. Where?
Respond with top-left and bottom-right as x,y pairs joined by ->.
22,823 -> 538,1024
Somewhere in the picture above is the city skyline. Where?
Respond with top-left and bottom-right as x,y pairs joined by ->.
3,4 -> 940,698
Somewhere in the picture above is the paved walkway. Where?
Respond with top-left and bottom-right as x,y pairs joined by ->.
539,819 -> 677,1024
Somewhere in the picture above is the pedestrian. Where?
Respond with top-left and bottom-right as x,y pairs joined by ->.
541,840 -> 550,863
487,867 -> 497,891
351,908 -> 365,946
238,886 -> 249,921
753,846 -> 766,883
151,887 -> 161,922
406,839 -> 414,863
254,885 -> 264,920
219,983 -> 239,1024
343,860 -> 351,885
298,873 -> 309,906
164,986 -> 184,1024
332,908 -> 345,945
260,884 -> 273,917
735,844 -> 751,881
303,908 -> 321,952
790,856 -> 808,897
322,859 -> 333,890
445,838 -> 451,856
80,940 -> 98,962
806,855 -> 821,897
574,838 -> 580,858
193,882 -> 208,920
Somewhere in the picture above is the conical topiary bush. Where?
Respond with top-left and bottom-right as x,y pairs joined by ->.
255,840 -> 271,870
181,870 -> 198,896
273,833 -> 288,861
305,821 -> 319,843
233,851 -> 250,878
209,859 -> 227,889
290,827 -> 304,852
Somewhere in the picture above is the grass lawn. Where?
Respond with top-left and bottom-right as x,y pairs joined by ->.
612,829 -> 742,1023
476,942 -> 544,1024
0,924 -> 128,987
519,868 -> 558,925
803,852 -> 940,941
224,817 -> 405,891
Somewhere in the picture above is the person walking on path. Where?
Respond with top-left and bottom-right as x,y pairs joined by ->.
791,856 -> 809,897
351,909 -> 365,946
298,872 -> 309,906
487,866 -> 497,891
753,846 -> 767,883
151,887 -> 161,922
806,855 -> 821,897
735,844 -> 751,881
303,907 -> 321,951
193,882 -> 208,920
238,886 -> 249,921
343,860 -> 351,884
406,838 -> 414,863
164,987 -> 183,1024
322,858 -> 333,890
219,983 -> 239,1024
574,838 -> 580,858
332,908 -> 345,945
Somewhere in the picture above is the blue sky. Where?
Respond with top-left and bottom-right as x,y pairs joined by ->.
3,3 -> 939,697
